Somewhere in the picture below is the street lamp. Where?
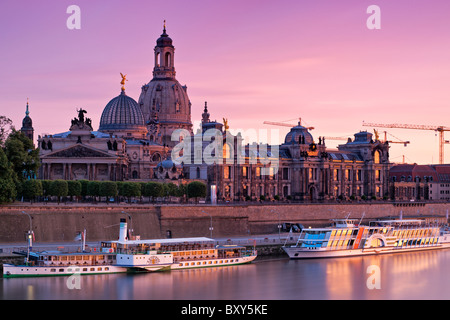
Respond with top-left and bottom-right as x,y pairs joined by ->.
22,211 -> 33,265
271,209 -> 281,242
201,210 -> 213,239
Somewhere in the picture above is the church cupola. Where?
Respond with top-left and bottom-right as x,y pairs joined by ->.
153,20 -> 175,79
202,101 -> 210,124
21,99 -> 34,143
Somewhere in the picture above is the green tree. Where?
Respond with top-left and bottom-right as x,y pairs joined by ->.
0,147 -> 17,203
78,179 -> 89,197
187,181 -> 206,203
49,179 -> 68,203
21,179 -> 43,201
87,181 -> 100,199
41,180 -> 51,197
120,182 -> 141,202
67,180 -> 81,200
165,183 -> 179,197
0,115 -> 13,148
99,181 -> 118,200
176,183 -> 187,198
144,182 -> 163,201
4,129 -> 40,182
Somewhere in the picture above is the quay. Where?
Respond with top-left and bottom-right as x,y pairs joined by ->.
0,202 -> 448,244
0,233 -> 295,277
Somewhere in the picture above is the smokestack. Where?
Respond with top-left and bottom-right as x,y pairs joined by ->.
119,218 -> 128,242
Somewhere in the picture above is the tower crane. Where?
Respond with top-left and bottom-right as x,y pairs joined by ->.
362,121 -> 450,164
263,118 -> 314,130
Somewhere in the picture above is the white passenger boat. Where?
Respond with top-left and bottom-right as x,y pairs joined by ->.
100,219 -> 257,271
283,218 -> 450,259
3,218 -> 257,278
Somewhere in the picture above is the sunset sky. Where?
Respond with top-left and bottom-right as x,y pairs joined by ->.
1,0 -> 450,164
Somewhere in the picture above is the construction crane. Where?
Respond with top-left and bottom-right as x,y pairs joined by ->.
263,118 -> 314,130
363,121 -> 450,164
379,130 -> 410,147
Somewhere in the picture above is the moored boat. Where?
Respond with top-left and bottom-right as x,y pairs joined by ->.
283,217 -> 450,259
3,218 -> 257,278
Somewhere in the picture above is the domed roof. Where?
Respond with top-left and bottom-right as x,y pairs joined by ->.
284,123 -> 314,145
157,31 -> 173,47
21,101 -> 32,128
156,23 -> 173,47
156,159 -> 181,169
99,90 -> 146,132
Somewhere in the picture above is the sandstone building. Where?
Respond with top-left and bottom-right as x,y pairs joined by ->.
36,25 -> 391,202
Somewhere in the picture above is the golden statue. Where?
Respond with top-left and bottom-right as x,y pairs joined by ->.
374,129 -> 379,141
223,118 -> 229,131
120,73 -> 128,91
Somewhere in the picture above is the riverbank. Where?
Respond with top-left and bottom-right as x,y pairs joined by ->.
0,201 -> 448,243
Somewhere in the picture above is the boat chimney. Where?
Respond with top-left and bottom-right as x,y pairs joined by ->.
119,218 -> 128,242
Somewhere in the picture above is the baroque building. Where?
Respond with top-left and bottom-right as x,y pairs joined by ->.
138,22 -> 193,147
182,103 -> 391,202
36,24 -> 391,202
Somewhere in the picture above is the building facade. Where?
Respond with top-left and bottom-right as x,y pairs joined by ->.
36,25 -> 392,202
182,103 -> 391,202
390,163 -> 450,201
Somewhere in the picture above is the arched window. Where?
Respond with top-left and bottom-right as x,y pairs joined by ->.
165,52 -> 171,67
223,143 -> 231,160
374,150 -> 381,163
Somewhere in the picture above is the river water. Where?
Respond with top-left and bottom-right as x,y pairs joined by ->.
2,249 -> 450,301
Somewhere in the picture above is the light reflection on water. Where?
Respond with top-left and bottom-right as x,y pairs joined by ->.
2,250 -> 450,300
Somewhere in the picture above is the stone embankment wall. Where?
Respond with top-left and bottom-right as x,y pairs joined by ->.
0,202 -> 448,243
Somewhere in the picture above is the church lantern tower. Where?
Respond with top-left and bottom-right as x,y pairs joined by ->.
138,21 -> 193,148
21,99 -> 34,144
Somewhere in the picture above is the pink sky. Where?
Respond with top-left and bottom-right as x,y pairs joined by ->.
1,0 -> 450,164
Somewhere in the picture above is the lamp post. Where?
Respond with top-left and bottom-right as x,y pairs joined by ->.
271,209 -> 281,242
22,211 -> 33,265
201,210 -> 213,239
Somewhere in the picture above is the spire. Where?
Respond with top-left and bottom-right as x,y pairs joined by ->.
202,101 -> 210,124
26,98 -> 30,116
163,20 -> 166,34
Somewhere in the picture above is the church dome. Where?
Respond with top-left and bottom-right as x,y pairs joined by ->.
99,90 -> 146,134
284,123 -> 314,145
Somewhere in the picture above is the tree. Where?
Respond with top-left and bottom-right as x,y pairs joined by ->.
67,180 -> 81,200
78,179 -> 89,198
4,129 -> 40,183
87,181 -> 100,199
187,181 -> 206,203
144,182 -> 163,201
99,181 -> 118,200
21,179 -> 43,201
165,183 -> 179,197
120,182 -> 141,202
41,180 -> 52,197
0,147 -> 17,203
0,115 -> 13,148
49,179 -> 68,203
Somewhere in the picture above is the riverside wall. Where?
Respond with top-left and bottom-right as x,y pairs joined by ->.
0,202 -> 449,243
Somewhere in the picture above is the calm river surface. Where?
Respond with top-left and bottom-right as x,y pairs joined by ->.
2,249 -> 450,300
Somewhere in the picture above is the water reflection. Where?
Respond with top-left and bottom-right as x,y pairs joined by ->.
2,250 -> 450,300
